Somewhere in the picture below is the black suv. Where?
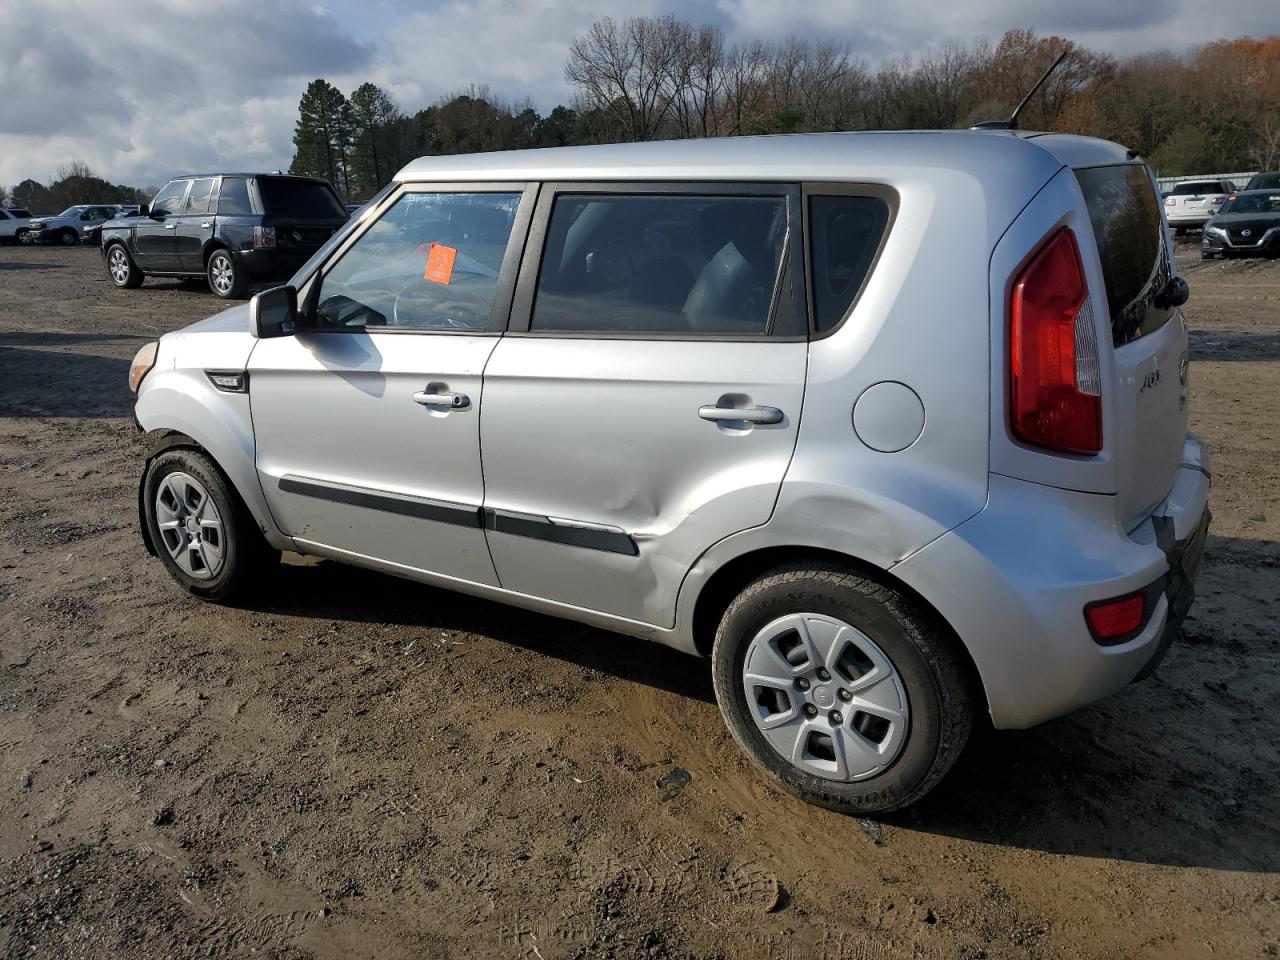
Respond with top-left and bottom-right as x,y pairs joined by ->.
100,174 -> 348,298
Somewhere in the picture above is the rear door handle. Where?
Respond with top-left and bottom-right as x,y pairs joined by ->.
164,223 -> 177,230
200,222 -> 212,228
413,391 -> 470,410
698,404 -> 783,425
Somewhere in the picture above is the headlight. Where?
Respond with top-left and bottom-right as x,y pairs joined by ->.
129,341 -> 159,393
1205,225 -> 1227,237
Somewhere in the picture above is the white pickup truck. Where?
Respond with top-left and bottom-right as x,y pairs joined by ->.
0,207 -> 33,244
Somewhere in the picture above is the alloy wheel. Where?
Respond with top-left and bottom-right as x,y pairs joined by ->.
154,471 -> 226,580
108,248 -> 130,284
209,254 -> 233,296
742,613 -> 910,782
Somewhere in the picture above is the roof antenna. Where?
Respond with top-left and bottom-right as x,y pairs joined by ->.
970,48 -> 1069,131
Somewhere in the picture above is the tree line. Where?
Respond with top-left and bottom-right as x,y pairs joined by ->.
4,162 -> 153,214
290,23 -> 1280,200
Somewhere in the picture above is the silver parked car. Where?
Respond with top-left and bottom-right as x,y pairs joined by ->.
127,132 -> 1210,813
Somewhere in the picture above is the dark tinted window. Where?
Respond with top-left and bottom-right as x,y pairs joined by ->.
531,193 -> 793,336
150,181 -> 189,216
316,191 -> 520,331
1075,164 -> 1170,345
217,177 -> 253,215
1246,172 -> 1280,191
808,195 -> 890,333
1170,181 -> 1224,196
258,178 -> 346,218
1223,193 -> 1280,214
184,178 -> 216,215
10,209 -> 30,218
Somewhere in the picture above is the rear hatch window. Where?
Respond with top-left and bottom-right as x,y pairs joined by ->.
258,178 -> 347,219
1074,164 -> 1172,346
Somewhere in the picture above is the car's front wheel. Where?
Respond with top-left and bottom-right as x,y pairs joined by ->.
711,563 -> 974,814
59,229 -> 79,246
106,244 -> 144,288
142,449 -> 279,602
206,248 -> 247,299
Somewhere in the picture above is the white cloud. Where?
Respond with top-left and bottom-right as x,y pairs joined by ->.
0,0 -> 1276,193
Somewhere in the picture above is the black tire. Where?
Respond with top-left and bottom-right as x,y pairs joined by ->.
59,228 -> 79,246
711,563 -> 974,814
105,243 -> 144,288
1201,252 -> 1216,260
142,448 -> 279,603
206,248 -> 247,299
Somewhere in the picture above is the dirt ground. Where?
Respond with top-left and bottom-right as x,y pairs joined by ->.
0,241 -> 1276,960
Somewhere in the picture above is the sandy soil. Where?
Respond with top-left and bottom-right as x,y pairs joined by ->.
0,242 -> 1276,960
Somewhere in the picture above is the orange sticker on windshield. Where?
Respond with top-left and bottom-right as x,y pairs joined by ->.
424,243 -> 456,284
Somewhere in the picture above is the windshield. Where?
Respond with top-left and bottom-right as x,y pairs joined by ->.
55,207 -> 85,218
1247,173 -> 1280,190
258,178 -> 346,219
1222,193 -> 1280,214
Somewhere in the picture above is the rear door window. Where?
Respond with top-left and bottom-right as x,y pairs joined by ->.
258,178 -> 346,219
11,209 -> 30,218
530,192 -> 796,336
807,195 -> 890,333
184,178 -> 217,215
1075,164 -> 1171,346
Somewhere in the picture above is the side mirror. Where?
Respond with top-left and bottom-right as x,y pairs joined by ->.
1154,275 -> 1190,310
249,285 -> 298,339
136,204 -> 149,217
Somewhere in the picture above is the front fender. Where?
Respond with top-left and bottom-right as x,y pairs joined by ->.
134,370 -> 292,551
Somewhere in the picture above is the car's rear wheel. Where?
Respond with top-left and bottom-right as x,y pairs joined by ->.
142,449 -> 279,602
59,229 -> 78,246
106,244 -> 144,288
711,563 -> 974,814
206,248 -> 247,299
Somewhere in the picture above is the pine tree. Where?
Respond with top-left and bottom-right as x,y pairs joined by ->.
348,83 -> 401,197
290,79 -> 352,196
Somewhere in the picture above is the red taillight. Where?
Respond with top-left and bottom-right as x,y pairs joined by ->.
253,225 -> 276,249
1009,228 -> 1102,455
1085,593 -> 1145,644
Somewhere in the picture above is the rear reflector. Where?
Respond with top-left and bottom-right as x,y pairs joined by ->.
1009,228 -> 1103,455
1085,593 -> 1146,644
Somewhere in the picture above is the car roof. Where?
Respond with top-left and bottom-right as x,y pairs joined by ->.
167,172 -> 329,182
393,130 -> 1135,189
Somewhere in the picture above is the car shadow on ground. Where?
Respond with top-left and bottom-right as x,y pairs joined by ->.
1190,329 -> 1280,361
0,334 -> 139,418
257,559 -> 718,706
0,261 -> 66,271
251,533 -> 1278,874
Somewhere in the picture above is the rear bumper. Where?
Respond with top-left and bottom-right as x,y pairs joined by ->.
234,247 -> 322,282
893,435 -> 1211,729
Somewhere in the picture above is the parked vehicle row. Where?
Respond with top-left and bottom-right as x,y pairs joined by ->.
126,131 -> 1208,814
22,204 -> 136,245
101,173 -> 349,298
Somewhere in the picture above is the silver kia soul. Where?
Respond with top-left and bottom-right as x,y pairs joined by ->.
128,131 -> 1210,813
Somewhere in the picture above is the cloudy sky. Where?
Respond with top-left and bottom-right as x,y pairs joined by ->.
0,0 -> 1276,190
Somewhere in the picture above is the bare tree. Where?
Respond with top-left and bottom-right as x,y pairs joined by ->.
565,16 -> 686,141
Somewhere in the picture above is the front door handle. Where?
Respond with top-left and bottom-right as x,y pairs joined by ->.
413,391 -> 470,410
200,222 -> 212,229
164,223 -> 177,230
698,404 -> 783,425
